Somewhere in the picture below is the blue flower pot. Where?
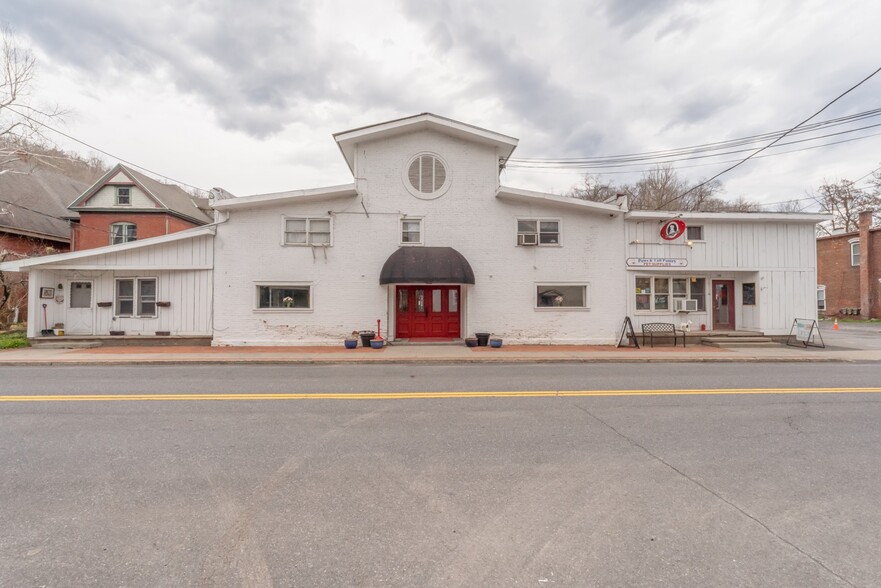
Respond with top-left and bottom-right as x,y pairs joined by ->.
344,339 -> 358,349
465,338 -> 479,347
370,339 -> 384,349
489,338 -> 503,348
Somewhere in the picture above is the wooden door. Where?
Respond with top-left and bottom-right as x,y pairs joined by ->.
395,286 -> 461,339
66,281 -> 94,335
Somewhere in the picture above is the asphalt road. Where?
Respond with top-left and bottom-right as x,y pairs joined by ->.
2,363 -> 881,587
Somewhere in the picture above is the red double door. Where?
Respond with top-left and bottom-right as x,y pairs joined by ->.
395,286 -> 461,339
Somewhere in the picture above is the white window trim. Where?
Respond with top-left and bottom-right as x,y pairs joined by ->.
516,217 -> 562,247
635,275 -> 707,313
402,152 -> 451,200
282,217 -> 333,247
114,277 -> 158,318
254,282 -> 314,312
109,222 -> 137,245
849,238 -> 860,267
115,186 -> 133,206
400,216 -> 424,246
534,282 -> 590,311
817,285 -> 827,312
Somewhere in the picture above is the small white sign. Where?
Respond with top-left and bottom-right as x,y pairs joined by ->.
796,319 -> 813,342
626,258 -> 688,267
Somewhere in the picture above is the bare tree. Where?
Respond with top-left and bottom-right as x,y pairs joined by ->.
567,165 -> 759,212
1,25 -> 64,175
809,178 -> 881,234
774,199 -> 806,213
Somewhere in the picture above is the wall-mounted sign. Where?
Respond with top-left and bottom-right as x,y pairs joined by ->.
660,219 -> 686,240
626,258 -> 688,267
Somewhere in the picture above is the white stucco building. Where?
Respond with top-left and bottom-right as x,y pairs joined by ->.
1,113 -> 827,344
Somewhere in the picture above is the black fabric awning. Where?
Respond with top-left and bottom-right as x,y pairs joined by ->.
379,246 -> 475,284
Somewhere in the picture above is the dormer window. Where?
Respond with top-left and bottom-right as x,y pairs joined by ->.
116,186 -> 132,206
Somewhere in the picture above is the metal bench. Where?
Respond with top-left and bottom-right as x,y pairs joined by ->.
641,322 -> 686,347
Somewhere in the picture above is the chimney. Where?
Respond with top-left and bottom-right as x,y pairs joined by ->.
859,210 -> 873,317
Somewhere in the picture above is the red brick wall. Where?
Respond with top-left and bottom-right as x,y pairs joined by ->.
0,232 -> 69,325
817,227 -> 881,318
72,212 -> 202,251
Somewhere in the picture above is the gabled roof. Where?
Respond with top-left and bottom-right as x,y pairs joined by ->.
0,158 -> 94,242
0,224 -> 216,272
68,163 -> 212,224
211,184 -> 358,210
496,186 -> 626,215
333,113 -> 519,173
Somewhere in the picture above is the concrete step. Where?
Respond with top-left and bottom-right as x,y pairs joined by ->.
701,336 -> 777,348
29,340 -> 103,349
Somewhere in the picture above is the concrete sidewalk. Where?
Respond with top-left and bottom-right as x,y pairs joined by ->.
1,340 -> 879,365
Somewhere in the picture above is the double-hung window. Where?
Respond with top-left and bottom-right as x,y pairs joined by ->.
110,222 -> 137,244
850,239 -> 860,266
636,276 -> 706,311
517,219 -> 560,246
116,186 -> 132,205
817,285 -> 826,312
115,278 -> 157,317
284,218 -> 331,246
401,218 -> 423,245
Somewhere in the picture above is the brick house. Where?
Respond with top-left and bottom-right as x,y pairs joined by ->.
816,210 -> 880,318
66,163 -> 212,251
0,159 -> 87,324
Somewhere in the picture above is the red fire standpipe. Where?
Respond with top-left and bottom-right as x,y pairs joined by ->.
375,319 -> 383,341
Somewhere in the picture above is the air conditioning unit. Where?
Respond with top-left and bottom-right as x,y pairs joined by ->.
518,233 -> 538,246
676,299 -> 698,312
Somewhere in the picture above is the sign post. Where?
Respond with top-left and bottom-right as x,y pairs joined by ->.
785,318 -> 825,348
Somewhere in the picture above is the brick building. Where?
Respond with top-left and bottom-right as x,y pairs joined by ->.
67,163 -> 212,251
816,210 -> 880,318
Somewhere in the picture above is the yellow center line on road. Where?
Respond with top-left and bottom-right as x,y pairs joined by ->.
2,387 -> 881,402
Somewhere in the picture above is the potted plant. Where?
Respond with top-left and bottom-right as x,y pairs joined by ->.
345,331 -> 359,349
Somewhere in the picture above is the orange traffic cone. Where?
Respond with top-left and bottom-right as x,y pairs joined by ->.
833,319 -> 839,330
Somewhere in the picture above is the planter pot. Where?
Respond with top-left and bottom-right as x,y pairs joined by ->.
490,338 -> 503,348
54,329 -> 64,336
156,301 -> 171,308
465,338 -> 479,347
475,332 -> 490,346
155,331 -> 171,336
370,339 -> 384,349
97,302 -> 112,308
359,331 -> 376,347
344,338 -> 358,349
109,330 -> 125,336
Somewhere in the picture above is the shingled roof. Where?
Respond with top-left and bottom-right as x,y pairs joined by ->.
0,159 -> 92,242
68,163 -> 212,224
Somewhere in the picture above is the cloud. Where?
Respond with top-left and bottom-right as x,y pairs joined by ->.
4,0 -> 348,137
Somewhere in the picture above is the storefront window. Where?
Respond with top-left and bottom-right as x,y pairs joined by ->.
636,276 -> 706,312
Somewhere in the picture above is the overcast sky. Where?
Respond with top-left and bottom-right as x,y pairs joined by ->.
4,0 -> 881,208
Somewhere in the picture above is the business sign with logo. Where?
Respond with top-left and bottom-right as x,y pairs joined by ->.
660,219 -> 686,240
626,258 -> 688,267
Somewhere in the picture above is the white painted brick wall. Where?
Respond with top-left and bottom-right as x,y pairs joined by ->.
212,129 -> 626,345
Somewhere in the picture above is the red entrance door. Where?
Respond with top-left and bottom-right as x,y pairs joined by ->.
395,286 -> 461,339
712,280 -> 735,330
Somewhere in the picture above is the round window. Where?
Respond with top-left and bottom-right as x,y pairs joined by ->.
404,153 -> 450,199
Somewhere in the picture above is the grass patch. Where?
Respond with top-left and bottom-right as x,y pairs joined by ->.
0,330 -> 29,349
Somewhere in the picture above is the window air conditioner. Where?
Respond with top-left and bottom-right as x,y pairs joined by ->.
676,299 -> 698,312
518,233 -> 538,246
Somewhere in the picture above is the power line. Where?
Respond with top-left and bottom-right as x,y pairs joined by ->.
655,64 -> 881,210
3,106 -> 207,193
509,107 -> 881,166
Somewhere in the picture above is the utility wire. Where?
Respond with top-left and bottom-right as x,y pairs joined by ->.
654,64 -> 881,210
509,107 -> 881,165
3,106 -> 207,193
